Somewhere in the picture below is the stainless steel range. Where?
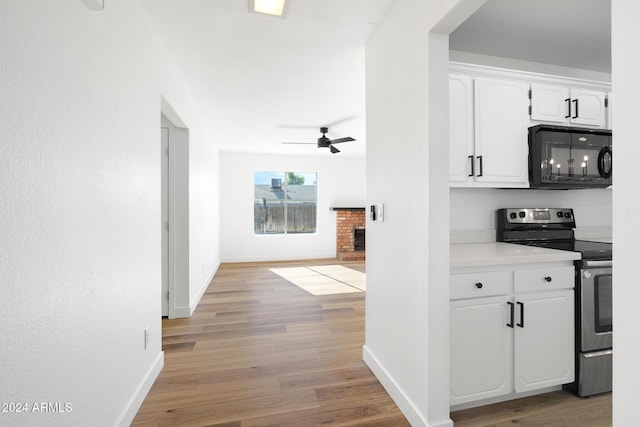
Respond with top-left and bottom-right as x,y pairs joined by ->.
496,208 -> 612,397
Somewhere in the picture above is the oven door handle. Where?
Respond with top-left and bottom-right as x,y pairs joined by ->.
583,349 -> 613,358
581,260 -> 613,268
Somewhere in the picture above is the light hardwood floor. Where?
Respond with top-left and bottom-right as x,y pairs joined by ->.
132,259 -> 410,426
132,259 -> 612,426
451,391 -> 611,426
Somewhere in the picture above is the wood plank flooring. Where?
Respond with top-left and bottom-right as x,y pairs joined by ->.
132,259 -> 410,427
132,258 -> 612,427
451,391 -> 612,426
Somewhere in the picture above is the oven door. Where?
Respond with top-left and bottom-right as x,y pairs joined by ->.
578,261 -> 612,352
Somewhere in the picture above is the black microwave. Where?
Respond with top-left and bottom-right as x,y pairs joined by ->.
528,125 -> 612,189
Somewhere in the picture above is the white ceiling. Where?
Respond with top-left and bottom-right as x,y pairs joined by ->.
141,0 -> 396,157
450,0 -> 611,74
140,0 -> 611,157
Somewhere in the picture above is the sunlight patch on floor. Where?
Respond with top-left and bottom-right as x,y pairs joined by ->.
269,265 -> 366,295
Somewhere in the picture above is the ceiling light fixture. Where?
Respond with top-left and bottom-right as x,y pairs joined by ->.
249,0 -> 288,18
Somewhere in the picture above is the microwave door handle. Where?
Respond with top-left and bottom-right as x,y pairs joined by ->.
565,98 -> 571,118
598,146 -> 612,179
573,99 -> 579,119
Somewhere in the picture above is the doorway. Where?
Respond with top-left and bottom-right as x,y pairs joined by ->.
160,107 -> 190,319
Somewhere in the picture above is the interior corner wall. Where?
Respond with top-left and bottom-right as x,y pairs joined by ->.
612,1 -> 640,425
0,1 -> 219,426
157,41 -> 221,316
219,151 -> 365,262
364,1 -> 469,426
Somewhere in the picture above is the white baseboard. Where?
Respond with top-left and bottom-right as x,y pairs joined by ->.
174,304 -> 192,318
221,253 -> 337,263
172,260 -> 221,318
118,351 -> 164,427
189,260 -> 220,316
363,345 -> 453,427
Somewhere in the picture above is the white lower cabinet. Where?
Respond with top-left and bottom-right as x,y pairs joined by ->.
514,290 -> 574,393
450,265 -> 575,407
450,296 -> 513,404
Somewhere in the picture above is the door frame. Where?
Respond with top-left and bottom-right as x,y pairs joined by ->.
161,98 -> 190,319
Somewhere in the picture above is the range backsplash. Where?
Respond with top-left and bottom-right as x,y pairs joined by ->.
450,187 -> 612,231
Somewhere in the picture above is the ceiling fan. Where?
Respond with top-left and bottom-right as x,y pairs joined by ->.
282,127 -> 355,154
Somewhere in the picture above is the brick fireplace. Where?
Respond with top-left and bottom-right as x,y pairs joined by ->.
332,207 -> 366,261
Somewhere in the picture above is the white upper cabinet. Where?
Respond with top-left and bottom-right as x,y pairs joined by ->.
449,74 -> 475,184
474,77 -> 530,186
449,75 -> 529,188
530,83 -> 608,128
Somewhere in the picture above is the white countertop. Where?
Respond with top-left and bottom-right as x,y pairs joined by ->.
451,242 -> 582,268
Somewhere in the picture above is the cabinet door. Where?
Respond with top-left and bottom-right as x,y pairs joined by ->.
530,84 -> 607,128
571,88 -> 607,128
450,296 -> 513,405
474,77 -> 530,186
449,74 -> 475,184
513,290 -> 574,393
530,83 -> 571,124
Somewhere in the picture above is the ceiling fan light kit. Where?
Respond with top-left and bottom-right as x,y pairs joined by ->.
249,0 -> 288,18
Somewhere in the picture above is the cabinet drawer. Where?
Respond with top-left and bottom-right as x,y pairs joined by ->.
451,270 -> 512,300
514,266 -> 574,292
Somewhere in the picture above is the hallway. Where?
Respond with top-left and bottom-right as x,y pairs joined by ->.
132,259 -> 409,426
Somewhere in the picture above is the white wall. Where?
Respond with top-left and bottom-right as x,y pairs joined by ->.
612,1 -> 640,424
0,1 -> 219,425
364,1 -> 485,426
220,152 -> 365,262
451,188 -> 612,230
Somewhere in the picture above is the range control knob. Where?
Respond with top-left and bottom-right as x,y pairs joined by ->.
510,212 -> 517,219
557,211 -> 564,218
519,211 -> 526,218
564,212 -> 572,218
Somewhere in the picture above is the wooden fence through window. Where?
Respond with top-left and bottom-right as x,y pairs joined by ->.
254,204 -> 316,234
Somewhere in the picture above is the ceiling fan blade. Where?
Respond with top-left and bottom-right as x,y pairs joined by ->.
281,142 -> 315,145
330,145 -> 340,154
278,116 -> 356,130
329,137 -> 355,144
322,116 -> 356,128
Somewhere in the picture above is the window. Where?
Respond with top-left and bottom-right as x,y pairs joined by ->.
254,171 -> 317,234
